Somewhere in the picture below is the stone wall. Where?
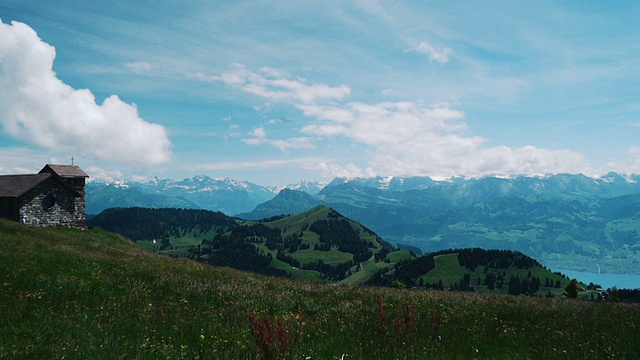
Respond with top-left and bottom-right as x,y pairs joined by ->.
18,178 -> 85,228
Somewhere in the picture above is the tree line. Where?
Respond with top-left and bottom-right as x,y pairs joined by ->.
88,207 -> 237,241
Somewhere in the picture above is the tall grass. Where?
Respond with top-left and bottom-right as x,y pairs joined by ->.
1,218 -> 639,359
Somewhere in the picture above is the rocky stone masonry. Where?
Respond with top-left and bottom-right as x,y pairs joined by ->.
18,178 -> 85,228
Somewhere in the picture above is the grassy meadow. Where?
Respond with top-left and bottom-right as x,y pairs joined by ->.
1,218 -> 639,359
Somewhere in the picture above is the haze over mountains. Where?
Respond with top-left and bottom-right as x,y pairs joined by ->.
87,176 -> 326,215
88,172 -> 640,275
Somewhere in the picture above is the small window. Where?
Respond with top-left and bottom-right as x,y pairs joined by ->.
42,195 -> 56,210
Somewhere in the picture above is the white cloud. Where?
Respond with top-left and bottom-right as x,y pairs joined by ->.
210,65 -> 592,179
242,126 -> 314,152
408,41 -> 452,63
243,138 -> 262,146
270,137 -> 314,152
193,157 -> 326,171
298,100 -> 590,178
300,101 -> 468,147
124,61 -> 152,73
84,166 -> 123,182
302,162 -> 377,179
242,126 -> 266,146
251,126 -> 267,139
0,19 -> 171,167
300,123 -> 349,136
0,147 -> 46,174
201,64 -> 351,104
296,104 -> 356,123
602,146 -> 640,176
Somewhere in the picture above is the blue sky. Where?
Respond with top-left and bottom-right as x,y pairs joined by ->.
1,1 -> 639,185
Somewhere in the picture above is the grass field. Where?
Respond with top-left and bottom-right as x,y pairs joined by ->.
292,247 -> 353,265
1,218 -> 639,359
270,257 -> 323,282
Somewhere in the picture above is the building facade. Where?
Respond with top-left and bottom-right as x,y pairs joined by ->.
0,165 -> 89,228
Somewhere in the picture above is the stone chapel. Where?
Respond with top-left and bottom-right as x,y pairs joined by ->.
0,164 -> 89,228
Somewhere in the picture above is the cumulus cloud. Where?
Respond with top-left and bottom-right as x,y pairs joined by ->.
0,19 -> 171,166
197,64 -> 351,104
408,41 -> 452,63
210,65 -> 591,179
298,101 -> 590,178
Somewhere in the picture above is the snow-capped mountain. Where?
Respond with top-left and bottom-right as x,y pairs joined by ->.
238,172 -> 640,274
269,179 -> 328,195
87,171 -> 640,217
86,175 -> 327,215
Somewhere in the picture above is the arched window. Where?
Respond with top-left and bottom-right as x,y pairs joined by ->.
42,194 -> 56,210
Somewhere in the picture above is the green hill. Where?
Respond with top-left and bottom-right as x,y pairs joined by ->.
87,207 -> 599,295
2,217 -> 640,359
369,248 -> 577,297
89,206 -> 411,284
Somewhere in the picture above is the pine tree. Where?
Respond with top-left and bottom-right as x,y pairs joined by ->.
563,279 -> 579,298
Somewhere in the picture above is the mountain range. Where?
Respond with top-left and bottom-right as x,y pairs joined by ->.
87,172 -> 640,274
86,176 -> 326,215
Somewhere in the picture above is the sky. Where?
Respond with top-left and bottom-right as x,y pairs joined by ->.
0,1 -> 639,185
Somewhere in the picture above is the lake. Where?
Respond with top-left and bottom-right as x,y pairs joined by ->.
555,269 -> 640,290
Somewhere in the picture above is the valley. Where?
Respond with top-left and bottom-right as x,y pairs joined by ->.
89,206 -> 608,300
88,173 -> 640,275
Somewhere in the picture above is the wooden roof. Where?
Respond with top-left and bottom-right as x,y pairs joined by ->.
0,173 -> 53,197
39,164 -> 89,178
0,164 -> 87,198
